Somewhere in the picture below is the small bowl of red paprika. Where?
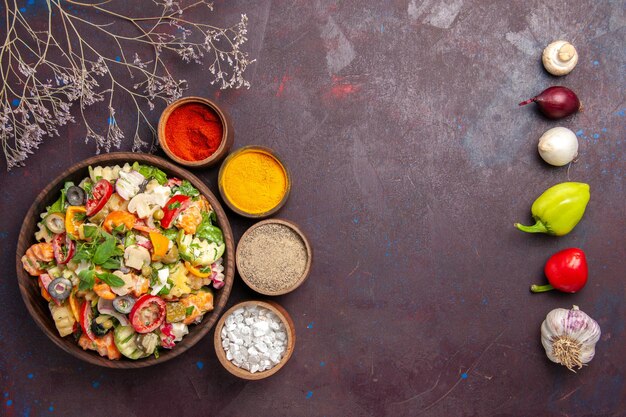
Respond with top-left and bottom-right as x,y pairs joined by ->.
158,96 -> 234,168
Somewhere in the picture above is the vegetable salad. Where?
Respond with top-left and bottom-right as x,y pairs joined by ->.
21,162 -> 226,360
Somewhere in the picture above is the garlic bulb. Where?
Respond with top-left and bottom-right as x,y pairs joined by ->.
542,40 -> 578,76
541,305 -> 601,371
538,127 -> 579,166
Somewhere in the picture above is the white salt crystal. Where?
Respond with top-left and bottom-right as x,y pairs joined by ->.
220,305 -> 288,374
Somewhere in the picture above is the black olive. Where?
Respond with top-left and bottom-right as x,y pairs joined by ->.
48,277 -> 72,301
66,186 -> 86,206
113,295 -> 135,314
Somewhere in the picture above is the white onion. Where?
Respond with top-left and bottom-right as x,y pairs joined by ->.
538,127 -> 579,166
115,170 -> 145,200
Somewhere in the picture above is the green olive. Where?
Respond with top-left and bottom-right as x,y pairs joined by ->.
153,209 -> 164,220
44,213 -> 66,234
141,265 -> 152,277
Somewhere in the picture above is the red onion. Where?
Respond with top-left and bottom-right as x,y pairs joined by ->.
97,297 -> 130,326
519,86 -> 581,119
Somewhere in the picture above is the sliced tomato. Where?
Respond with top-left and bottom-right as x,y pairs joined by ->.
85,179 -> 113,217
80,301 -> 96,341
129,295 -> 166,334
160,195 -> 191,229
52,233 -> 75,265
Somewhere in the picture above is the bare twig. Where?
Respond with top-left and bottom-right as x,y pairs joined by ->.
0,0 -> 254,169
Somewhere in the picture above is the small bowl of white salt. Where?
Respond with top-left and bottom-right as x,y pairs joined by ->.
213,300 -> 296,380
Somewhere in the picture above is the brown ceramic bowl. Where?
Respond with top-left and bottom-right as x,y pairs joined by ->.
236,219 -> 312,296
214,300 -> 296,380
158,96 -> 234,168
217,146 -> 291,218
15,153 -> 235,368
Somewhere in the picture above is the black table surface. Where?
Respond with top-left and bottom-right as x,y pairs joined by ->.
1,1 -> 625,416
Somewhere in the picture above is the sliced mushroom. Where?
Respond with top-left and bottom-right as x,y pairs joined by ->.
123,245 -> 151,270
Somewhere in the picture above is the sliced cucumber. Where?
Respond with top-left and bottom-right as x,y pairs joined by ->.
114,326 -> 149,360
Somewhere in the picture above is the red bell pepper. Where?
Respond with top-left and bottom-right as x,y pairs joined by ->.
531,248 -> 588,293
160,195 -> 191,229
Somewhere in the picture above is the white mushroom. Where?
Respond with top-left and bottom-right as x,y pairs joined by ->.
123,245 -> 151,270
542,40 -> 578,76
127,186 -> 171,219
111,270 -> 135,296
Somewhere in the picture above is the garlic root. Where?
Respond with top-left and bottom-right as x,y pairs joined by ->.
541,305 -> 601,372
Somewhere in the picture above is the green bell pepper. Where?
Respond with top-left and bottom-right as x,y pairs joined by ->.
515,182 -> 590,236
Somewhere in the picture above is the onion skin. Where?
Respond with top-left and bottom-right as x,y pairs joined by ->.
519,86 -> 581,119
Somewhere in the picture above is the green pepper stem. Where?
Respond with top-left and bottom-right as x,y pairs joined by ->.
514,220 -> 548,234
531,284 -> 555,293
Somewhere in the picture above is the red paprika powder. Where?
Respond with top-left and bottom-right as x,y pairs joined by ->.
164,103 -> 223,161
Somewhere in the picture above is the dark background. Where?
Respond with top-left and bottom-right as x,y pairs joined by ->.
1,1 -> 625,416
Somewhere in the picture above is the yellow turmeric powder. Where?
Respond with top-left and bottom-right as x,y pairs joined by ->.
220,148 -> 288,215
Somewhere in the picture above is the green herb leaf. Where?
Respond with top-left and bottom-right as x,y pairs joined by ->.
132,162 -> 168,185
168,201 -> 181,210
78,269 -> 95,291
82,181 -> 93,195
100,258 -> 122,270
96,272 -> 125,288
112,223 -> 126,234
157,280 -> 172,296
47,196 -> 64,214
83,225 -> 98,239
74,212 -> 87,222
73,242 -> 94,262
92,235 -> 118,265
162,228 -> 178,241
174,180 -> 200,198
195,212 -> 223,244
185,306 -> 195,317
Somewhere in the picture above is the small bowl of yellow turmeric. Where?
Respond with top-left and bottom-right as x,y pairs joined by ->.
218,146 -> 291,218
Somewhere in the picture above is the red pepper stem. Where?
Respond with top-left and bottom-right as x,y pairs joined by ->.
530,284 -> 555,293
514,220 -> 548,234
518,98 -> 536,106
